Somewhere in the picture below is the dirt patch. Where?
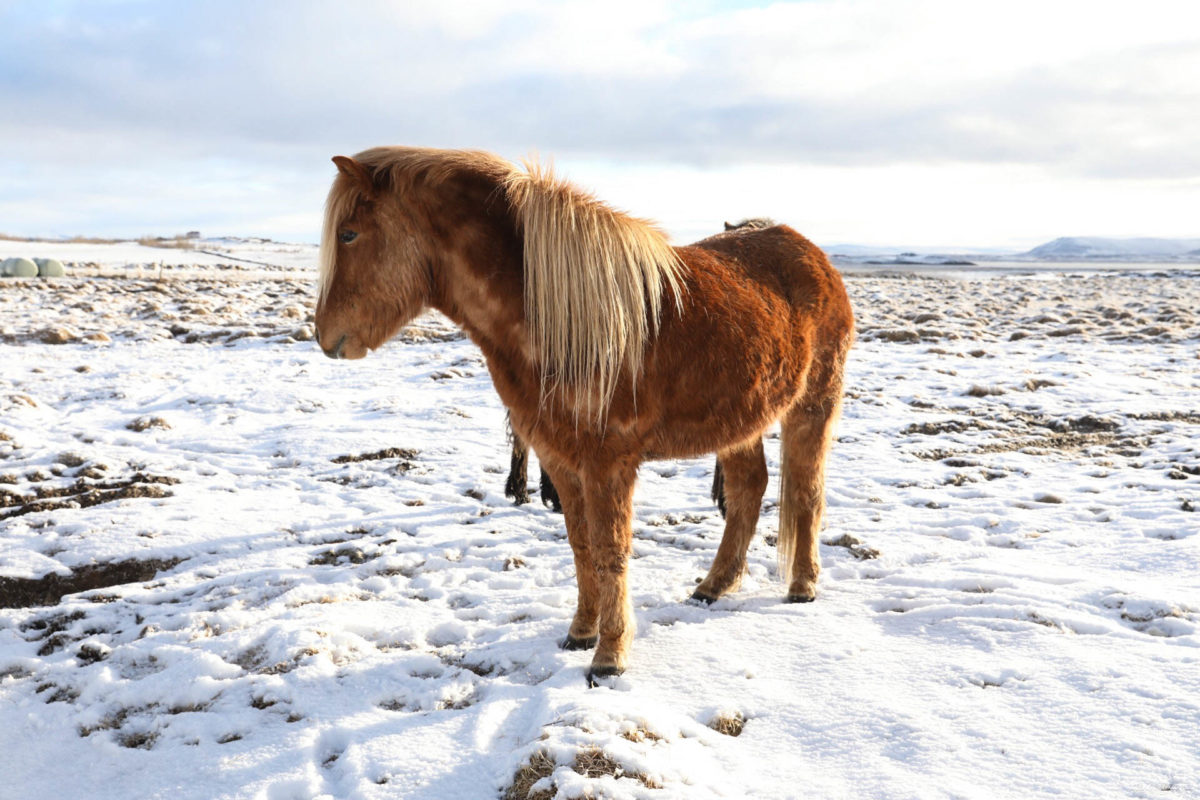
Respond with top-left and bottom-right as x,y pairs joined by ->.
0,474 -> 179,520
823,534 -> 880,560
126,416 -> 171,432
308,547 -> 371,566
1130,411 -> 1200,424
331,447 -> 418,465
1,556 -> 183,609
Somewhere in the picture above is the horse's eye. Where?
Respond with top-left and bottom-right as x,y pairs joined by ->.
339,230 -> 358,244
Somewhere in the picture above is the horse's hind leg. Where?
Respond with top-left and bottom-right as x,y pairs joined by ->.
539,467 -> 562,512
692,439 -> 767,603
777,399 -> 841,603
504,414 -> 531,505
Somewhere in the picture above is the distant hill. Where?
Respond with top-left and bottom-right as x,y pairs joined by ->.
1025,237 -> 1200,259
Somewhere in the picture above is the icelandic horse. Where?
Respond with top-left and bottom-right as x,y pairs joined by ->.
313,147 -> 854,683
503,219 -> 776,514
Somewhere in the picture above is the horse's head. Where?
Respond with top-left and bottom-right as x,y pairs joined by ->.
314,155 -> 433,360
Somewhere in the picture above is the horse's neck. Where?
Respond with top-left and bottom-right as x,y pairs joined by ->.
428,218 -> 532,369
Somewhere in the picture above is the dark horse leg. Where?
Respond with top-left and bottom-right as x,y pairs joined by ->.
692,439 -> 768,603
539,468 -> 562,512
505,412 -> 563,512
711,461 -> 727,518
504,413 -> 531,505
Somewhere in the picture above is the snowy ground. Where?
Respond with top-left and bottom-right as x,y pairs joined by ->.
1,245 -> 1198,799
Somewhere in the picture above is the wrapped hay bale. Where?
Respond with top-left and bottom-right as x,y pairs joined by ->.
1,257 -> 39,277
34,257 -> 66,277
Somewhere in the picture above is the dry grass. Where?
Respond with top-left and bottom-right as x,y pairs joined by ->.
708,710 -> 746,737
621,725 -> 663,743
137,236 -> 195,250
1,232 -> 128,244
504,746 -> 662,798
504,749 -> 557,800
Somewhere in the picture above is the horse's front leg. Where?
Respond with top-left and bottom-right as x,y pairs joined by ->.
581,458 -> 638,681
540,460 -> 599,650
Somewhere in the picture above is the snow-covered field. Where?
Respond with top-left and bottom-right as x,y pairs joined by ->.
1,243 -> 1198,799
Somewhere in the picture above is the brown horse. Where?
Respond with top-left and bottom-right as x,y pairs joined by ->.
505,220 -> 776,513
314,147 -> 854,682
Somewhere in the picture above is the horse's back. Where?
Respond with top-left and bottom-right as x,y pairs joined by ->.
683,224 -> 852,333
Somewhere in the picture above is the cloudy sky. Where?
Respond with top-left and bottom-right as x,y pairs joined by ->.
2,0 -> 1198,249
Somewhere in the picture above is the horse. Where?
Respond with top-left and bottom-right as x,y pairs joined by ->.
502,219 -> 777,515
314,147 -> 855,682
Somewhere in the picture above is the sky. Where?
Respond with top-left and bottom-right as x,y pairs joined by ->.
1,0 -> 1198,250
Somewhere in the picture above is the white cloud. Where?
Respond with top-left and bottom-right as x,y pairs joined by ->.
1,0 -> 1198,242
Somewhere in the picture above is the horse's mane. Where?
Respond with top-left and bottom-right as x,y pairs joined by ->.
504,159 -> 685,420
320,147 -> 686,421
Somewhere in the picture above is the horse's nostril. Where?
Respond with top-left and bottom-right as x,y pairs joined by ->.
323,334 -> 347,360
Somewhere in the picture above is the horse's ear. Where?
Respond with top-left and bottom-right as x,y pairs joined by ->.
724,221 -> 735,231
332,156 -> 375,198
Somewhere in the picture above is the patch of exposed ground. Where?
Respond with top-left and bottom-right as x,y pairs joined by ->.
0,474 -> 179,521
848,271 -> 1200,344
0,557 -> 183,609
331,447 -> 419,464
504,747 -> 661,800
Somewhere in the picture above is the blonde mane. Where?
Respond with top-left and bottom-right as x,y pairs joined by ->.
318,147 -> 686,420
505,160 -> 686,420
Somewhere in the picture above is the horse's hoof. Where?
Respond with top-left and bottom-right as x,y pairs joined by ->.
561,634 -> 598,651
585,664 -> 624,687
689,590 -> 717,605
785,592 -> 816,604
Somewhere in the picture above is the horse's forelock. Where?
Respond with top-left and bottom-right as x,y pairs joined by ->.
316,175 -> 365,306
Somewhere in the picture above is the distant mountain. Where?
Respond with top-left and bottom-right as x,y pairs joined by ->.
1024,237 -> 1200,260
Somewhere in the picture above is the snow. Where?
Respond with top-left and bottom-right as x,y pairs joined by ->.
1,244 -> 1198,799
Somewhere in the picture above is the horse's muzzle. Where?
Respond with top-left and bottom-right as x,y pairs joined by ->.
322,333 -> 347,360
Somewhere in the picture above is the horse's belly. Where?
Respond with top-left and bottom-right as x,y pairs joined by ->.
639,337 -> 808,458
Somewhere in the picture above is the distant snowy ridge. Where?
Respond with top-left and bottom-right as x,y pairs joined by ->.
1024,236 -> 1200,260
